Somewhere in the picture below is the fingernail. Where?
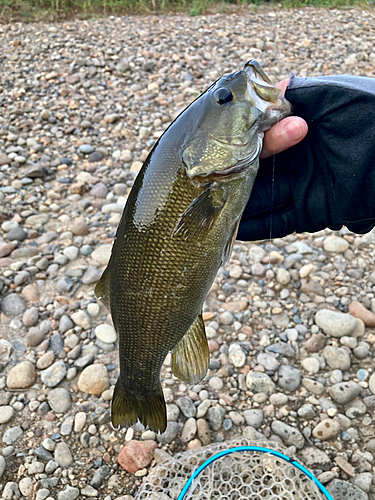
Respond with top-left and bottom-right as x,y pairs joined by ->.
283,121 -> 304,142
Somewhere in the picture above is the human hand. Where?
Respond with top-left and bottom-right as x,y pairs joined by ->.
261,79 -> 308,158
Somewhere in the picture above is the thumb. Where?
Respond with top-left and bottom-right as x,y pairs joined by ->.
261,116 -> 308,159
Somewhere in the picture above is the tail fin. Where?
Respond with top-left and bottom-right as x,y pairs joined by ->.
111,379 -> 167,433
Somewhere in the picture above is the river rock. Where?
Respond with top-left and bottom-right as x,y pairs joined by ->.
118,440 -> 157,473
315,309 -> 356,337
7,361 -> 36,389
77,363 -> 109,394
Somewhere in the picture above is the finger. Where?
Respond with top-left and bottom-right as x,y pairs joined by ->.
261,116 -> 308,158
275,78 -> 290,95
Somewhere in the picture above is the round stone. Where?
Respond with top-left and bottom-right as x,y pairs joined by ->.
1,294 -> 26,317
312,418 -> 340,440
277,365 -> 301,392
0,406 -> 15,424
95,324 -> 117,343
7,361 -> 36,389
208,376 -> 224,391
91,244 -> 112,266
301,357 -> 320,374
315,309 -> 357,337
22,307 -> 39,327
243,409 -> 264,429
77,364 -> 109,395
323,235 -> 349,253
71,310 -> 91,330
48,388 -> 72,413
322,346 -> 351,371
228,343 -> 246,367
246,372 -> 275,395
40,361 -> 67,388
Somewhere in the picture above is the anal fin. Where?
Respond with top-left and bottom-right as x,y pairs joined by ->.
172,313 -> 209,385
94,266 -> 111,310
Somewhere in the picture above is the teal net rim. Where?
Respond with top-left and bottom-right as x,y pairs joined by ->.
176,445 -> 334,500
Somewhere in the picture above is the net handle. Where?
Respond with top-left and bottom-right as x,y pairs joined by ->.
176,445 -> 334,500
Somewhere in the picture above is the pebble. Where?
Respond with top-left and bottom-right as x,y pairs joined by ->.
208,376 -> 224,391
0,406 -> 15,424
329,381 -> 362,404
246,372 -> 275,395
243,409 -> 264,429
206,407 -> 226,431
95,324 -> 117,343
181,418 -> 197,443
349,300 -> 375,327
48,388 -> 72,413
271,421 -> 304,449
118,440 -> 157,473
77,364 -> 109,395
322,346 -> 351,371
157,422 -> 180,444
315,309 -> 357,337
71,310 -> 91,330
301,357 -> 320,374
277,365 -> 301,392
0,456 -> 5,479
312,418 -> 340,440
54,442 -> 73,467
327,479 -> 368,500
323,235 -> 349,252
7,361 -> 36,389
3,426 -> 23,445
41,361 -> 67,387
228,343 -> 246,367
176,397 -> 196,418
1,293 -> 26,317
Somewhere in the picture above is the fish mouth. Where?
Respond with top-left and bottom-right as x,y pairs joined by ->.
243,60 -> 291,124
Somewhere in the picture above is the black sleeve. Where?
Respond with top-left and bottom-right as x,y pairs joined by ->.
238,74 -> 375,241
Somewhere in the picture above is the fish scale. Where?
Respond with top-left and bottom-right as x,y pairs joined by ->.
95,60 -> 291,431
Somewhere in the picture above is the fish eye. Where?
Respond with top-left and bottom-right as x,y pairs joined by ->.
213,87 -> 233,105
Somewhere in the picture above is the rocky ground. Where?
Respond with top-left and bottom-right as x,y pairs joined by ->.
1,7 -> 375,500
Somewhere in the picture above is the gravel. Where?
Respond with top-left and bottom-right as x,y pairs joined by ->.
1,8 -> 375,499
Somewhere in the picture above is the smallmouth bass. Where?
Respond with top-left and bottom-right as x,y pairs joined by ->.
95,61 -> 291,432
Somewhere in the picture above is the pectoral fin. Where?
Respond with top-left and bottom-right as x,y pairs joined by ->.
172,183 -> 228,240
172,313 -> 209,385
222,217 -> 241,267
94,266 -> 110,310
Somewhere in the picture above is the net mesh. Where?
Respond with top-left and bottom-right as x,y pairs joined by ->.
136,439 -> 327,500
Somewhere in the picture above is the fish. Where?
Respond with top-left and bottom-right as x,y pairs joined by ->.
95,60 -> 291,432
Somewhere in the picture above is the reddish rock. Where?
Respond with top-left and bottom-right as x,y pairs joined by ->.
118,440 -> 157,473
349,300 -> 375,327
